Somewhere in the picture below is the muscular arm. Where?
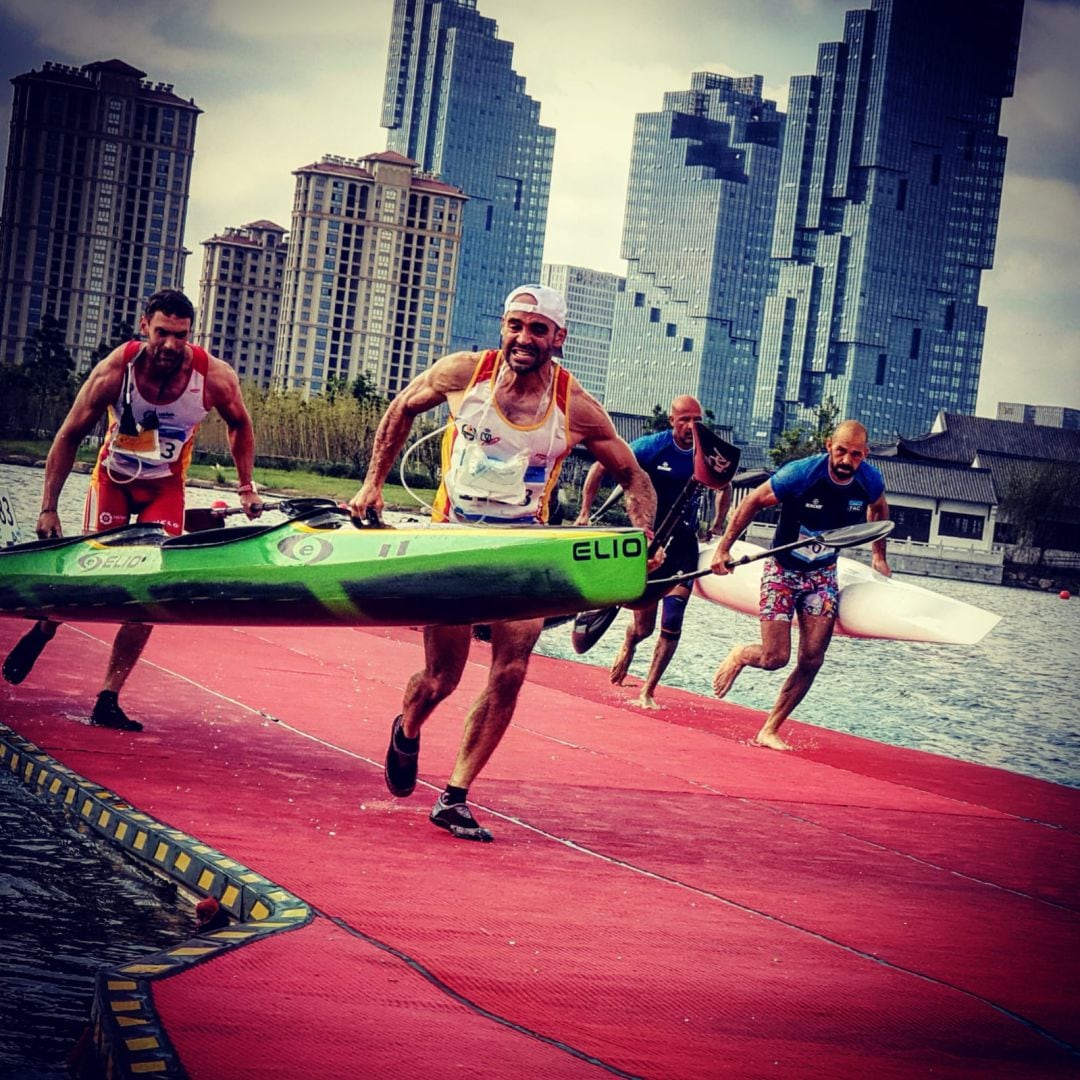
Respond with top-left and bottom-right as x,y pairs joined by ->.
204,358 -> 259,515
867,493 -> 892,577
347,351 -> 479,519
710,481 -> 777,575
574,460 -> 607,525
37,349 -> 127,536
569,395 -> 656,534
707,485 -> 733,537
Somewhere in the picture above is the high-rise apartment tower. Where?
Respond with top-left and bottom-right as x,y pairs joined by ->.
0,59 -> 199,370
271,152 -> 465,398
197,221 -> 288,388
381,0 -> 554,353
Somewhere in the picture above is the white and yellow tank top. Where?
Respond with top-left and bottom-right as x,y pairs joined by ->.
95,341 -> 211,483
433,349 -> 573,524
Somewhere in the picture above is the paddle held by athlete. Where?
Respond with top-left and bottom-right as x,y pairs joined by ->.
709,419 -> 891,749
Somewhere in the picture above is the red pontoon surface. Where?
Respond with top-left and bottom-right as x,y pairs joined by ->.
1,617 -> 1077,1079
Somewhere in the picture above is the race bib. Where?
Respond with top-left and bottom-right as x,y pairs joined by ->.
789,526 -> 832,565
112,427 -> 162,461
449,442 -> 530,504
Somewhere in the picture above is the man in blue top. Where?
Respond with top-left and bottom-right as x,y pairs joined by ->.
709,419 -> 890,748
576,395 -> 730,708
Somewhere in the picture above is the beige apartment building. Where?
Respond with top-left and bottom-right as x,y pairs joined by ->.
197,221 -> 287,388
272,151 -> 466,398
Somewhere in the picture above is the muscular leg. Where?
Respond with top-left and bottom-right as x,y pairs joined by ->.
753,612 -> 834,750
610,604 -> 657,685
636,587 -> 691,709
448,616 -> 543,789
401,624 -> 473,738
102,624 -> 154,693
713,620 -> 792,699
2,618 -> 59,685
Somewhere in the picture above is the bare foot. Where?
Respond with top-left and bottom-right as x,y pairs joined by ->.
609,643 -> 635,685
752,730 -> 792,750
712,647 -> 745,698
634,691 -> 661,710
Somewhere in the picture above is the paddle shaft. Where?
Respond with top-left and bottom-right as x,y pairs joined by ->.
648,520 -> 894,589
183,501 -> 287,531
183,497 -> 346,532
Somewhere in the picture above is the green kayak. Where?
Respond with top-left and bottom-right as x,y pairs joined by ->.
0,505 -> 648,628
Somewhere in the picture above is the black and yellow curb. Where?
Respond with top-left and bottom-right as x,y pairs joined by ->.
0,723 -> 313,1079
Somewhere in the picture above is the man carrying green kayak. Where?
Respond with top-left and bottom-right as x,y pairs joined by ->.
348,284 -> 661,842
2,289 -> 261,730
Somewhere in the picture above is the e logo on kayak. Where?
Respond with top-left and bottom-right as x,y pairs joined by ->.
277,535 -> 333,565
571,536 -> 644,562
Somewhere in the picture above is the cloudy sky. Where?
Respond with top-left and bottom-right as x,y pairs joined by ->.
1,0 -> 1078,416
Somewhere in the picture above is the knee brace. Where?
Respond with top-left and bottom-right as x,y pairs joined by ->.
660,592 -> 689,640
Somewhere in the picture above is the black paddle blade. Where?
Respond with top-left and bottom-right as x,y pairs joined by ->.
693,423 -> 741,489
571,606 -> 620,655
815,519 -> 894,549
183,506 -> 227,531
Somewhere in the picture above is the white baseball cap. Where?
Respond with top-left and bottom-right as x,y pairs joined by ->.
503,284 -> 568,330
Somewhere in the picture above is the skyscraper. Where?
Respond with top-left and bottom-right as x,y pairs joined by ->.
752,0 -> 1024,450
602,73 -> 785,443
540,263 -> 625,403
271,152 -> 465,398
197,221 -> 288,388
381,0 -> 554,353
0,59 -> 199,370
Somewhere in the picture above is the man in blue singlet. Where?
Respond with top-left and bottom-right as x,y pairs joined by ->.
709,420 -> 890,749
576,396 -> 730,709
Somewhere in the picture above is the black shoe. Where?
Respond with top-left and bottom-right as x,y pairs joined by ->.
89,693 -> 143,732
384,715 -> 419,797
3,623 -> 53,685
429,794 -> 493,842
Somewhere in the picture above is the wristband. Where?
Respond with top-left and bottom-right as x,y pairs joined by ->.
237,482 -> 257,495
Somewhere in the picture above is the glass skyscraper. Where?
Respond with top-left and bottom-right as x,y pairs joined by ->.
752,0 -> 1024,449
381,0 -> 554,353
602,73 -> 785,444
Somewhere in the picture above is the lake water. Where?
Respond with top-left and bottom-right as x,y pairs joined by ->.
0,460 -> 1078,1074
535,537 -> 1080,791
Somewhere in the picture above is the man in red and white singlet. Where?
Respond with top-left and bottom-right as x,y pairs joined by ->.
349,284 -> 662,842
2,290 -> 261,731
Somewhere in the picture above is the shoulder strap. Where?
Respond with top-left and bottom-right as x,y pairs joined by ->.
188,344 -> 211,375
553,362 -> 572,415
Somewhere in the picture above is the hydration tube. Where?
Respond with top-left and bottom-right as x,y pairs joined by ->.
397,423 -> 447,515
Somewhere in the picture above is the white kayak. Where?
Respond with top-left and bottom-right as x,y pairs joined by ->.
692,540 -> 1001,645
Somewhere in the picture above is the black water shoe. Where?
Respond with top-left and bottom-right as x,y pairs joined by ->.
429,794 -> 493,842
384,714 -> 419,797
2,623 -> 54,685
90,692 -> 143,732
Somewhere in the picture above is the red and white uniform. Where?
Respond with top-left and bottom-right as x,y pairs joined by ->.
433,350 -> 572,524
85,342 -> 211,536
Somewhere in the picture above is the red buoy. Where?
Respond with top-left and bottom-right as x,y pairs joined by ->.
1060,590 -> 1071,600
212,499 -> 228,509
